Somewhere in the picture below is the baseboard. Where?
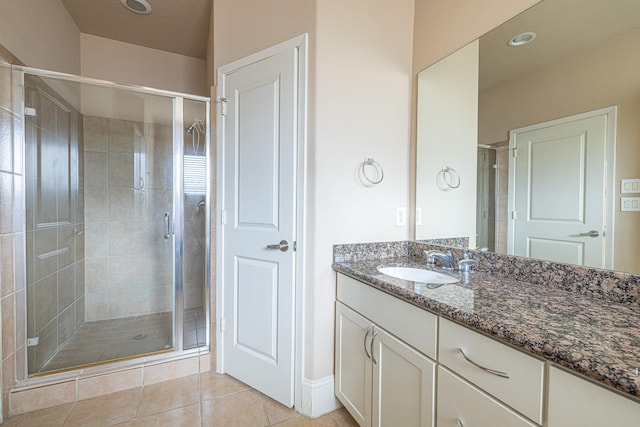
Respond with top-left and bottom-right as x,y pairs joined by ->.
300,375 -> 342,418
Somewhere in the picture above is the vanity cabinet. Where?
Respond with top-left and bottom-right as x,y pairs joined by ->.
547,366 -> 640,426
335,274 -> 437,427
439,318 -> 545,424
334,272 -> 640,426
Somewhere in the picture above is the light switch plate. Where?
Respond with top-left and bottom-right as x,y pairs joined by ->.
621,179 -> 640,194
621,197 -> 640,212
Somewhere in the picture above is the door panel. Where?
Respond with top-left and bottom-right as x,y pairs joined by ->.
335,302 -> 373,427
220,44 -> 299,406
373,328 -> 436,427
529,134 -> 585,221
235,256 -> 278,362
510,113 -> 608,267
528,238 -> 584,265
237,78 -> 280,228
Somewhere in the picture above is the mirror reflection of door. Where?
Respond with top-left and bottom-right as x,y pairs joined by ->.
508,108 -> 616,268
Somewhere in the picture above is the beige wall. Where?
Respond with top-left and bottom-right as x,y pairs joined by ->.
0,0 -> 81,73
479,29 -> 640,273
81,34 -> 207,96
213,0 -> 415,384
213,0 -> 315,73
312,0 -> 415,379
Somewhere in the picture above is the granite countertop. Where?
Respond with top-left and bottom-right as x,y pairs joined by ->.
333,256 -> 640,399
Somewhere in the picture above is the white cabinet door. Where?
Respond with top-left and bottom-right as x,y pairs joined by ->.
372,328 -> 436,427
548,366 -> 640,427
335,302 -> 373,426
437,367 -> 537,427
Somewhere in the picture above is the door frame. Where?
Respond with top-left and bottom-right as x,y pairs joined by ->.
507,106 -> 617,268
215,34 -> 308,410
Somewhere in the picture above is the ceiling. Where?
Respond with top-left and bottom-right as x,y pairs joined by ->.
61,0 -> 212,59
479,0 -> 640,90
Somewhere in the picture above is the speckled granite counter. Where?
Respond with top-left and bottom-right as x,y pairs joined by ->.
333,254 -> 640,399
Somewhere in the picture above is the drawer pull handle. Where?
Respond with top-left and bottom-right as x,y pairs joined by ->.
456,418 -> 464,427
458,348 -> 510,379
371,331 -> 379,365
363,326 -> 373,359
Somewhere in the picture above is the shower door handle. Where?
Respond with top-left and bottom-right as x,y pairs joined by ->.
164,212 -> 171,239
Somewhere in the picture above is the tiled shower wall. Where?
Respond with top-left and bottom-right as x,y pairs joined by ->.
0,49 -> 22,421
24,75 -> 85,374
83,116 -> 174,320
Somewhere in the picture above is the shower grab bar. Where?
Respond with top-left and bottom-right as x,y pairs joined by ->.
164,212 -> 171,239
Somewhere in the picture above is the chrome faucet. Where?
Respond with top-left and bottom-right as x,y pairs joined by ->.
424,250 -> 455,269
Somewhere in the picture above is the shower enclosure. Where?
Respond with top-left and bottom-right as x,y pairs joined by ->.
476,146 -> 497,252
13,66 -> 210,377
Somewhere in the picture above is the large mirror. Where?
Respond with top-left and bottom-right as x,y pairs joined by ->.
415,0 -> 640,274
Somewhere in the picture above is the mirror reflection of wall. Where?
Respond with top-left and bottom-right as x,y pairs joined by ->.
415,0 -> 640,274
415,40 -> 478,247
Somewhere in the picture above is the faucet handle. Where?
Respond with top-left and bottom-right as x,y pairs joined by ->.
424,250 -> 438,265
458,258 -> 477,273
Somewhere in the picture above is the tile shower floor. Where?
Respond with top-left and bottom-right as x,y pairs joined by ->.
3,373 -> 358,426
40,307 -> 205,373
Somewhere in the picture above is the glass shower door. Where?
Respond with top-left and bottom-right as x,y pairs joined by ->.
24,73 -> 178,374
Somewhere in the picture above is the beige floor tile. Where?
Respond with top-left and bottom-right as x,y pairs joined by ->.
63,388 -> 142,426
270,413 -> 337,427
329,408 -> 358,427
130,403 -> 201,427
201,389 -> 268,427
199,372 -> 251,401
260,393 -> 300,425
137,375 -> 200,418
2,403 -> 73,427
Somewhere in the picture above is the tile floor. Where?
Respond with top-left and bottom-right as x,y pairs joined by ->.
3,373 -> 358,426
39,307 -> 206,374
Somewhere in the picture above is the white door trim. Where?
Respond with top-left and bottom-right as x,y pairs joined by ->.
508,106 -> 617,268
215,33 -> 308,411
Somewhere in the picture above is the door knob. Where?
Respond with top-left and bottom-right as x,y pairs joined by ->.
266,240 -> 289,252
578,230 -> 600,238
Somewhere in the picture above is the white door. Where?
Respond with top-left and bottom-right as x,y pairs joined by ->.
217,40 -> 302,406
508,108 -> 615,268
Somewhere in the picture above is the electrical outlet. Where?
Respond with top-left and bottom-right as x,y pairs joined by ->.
621,179 -> 640,194
621,197 -> 640,212
415,207 -> 423,226
396,207 -> 407,226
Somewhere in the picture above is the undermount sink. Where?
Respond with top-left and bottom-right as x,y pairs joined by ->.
377,266 -> 459,284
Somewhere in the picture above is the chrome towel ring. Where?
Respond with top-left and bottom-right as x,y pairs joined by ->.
359,158 -> 384,185
437,166 -> 460,190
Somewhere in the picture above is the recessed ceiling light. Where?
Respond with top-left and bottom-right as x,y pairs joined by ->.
120,0 -> 152,15
508,32 -> 536,47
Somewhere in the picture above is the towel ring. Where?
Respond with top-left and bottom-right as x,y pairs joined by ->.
437,166 -> 460,190
360,158 -> 384,185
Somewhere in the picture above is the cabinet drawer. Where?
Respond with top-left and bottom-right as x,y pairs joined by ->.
439,318 -> 544,424
337,273 -> 438,359
548,366 -> 640,426
437,367 -> 537,427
